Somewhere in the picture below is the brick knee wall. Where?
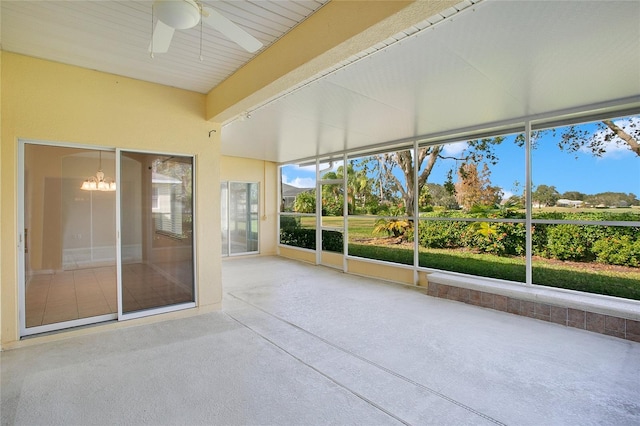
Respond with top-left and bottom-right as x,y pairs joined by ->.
427,282 -> 640,343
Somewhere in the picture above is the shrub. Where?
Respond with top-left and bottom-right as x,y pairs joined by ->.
322,195 -> 344,216
364,199 -> 382,215
391,210 -> 640,265
540,224 -> 638,262
279,227 -> 343,253
373,218 -> 411,238
531,223 -> 550,257
592,236 -> 640,267
322,230 -> 344,253
280,227 -> 315,249
280,216 -> 301,229
348,243 -> 414,265
415,220 -> 467,249
531,211 -> 640,222
546,224 -> 595,261
293,191 -> 316,213
465,221 -> 526,256
497,222 -> 526,255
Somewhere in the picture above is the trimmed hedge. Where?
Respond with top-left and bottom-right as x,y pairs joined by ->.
532,223 -> 638,264
280,216 -> 301,229
412,211 -> 640,266
592,235 -> 640,267
280,227 -> 315,250
282,211 -> 639,267
280,219 -> 343,253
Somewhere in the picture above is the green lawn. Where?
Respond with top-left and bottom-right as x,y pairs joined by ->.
348,244 -> 640,300
301,216 -> 381,238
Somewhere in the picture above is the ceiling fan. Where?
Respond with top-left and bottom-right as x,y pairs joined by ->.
149,0 -> 263,55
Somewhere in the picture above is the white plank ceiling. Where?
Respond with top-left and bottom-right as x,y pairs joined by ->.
2,0 -> 640,164
1,0 -> 328,93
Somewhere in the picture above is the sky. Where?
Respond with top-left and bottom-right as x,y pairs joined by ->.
281,116 -> 640,199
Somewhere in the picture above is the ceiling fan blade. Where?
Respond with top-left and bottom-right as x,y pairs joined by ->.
149,19 -> 175,53
201,6 -> 263,53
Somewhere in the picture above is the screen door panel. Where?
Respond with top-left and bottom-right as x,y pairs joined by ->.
119,151 -> 194,315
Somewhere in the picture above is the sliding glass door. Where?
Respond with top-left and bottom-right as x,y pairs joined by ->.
19,143 -> 197,335
118,151 -> 195,318
221,182 -> 229,256
20,143 -> 118,336
221,181 -> 259,256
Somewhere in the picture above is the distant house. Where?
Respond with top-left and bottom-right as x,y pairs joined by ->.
556,199 -> 584,208
281,183 -> 314,211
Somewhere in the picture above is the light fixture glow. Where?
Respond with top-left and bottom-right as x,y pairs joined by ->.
81,151 -> 116,192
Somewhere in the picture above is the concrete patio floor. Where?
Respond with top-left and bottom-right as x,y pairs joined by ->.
2,255 -> 639,425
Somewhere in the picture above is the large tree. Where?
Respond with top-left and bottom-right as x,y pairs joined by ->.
454,163 -> 503,211
419,183 -> 459,210
372,138 -> 503,215
532,184 -> 560,208
293,190 -> 315,213
585,192 -> 639,207
370,117 -> 638,215
321,163 -> 374,214
561,191 -> 586,201
554,119 -> 640,157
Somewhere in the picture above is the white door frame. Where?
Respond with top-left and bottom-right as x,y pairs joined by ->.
16,141 -> 197,337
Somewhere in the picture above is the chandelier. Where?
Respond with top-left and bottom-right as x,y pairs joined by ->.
81,151 -> 116,191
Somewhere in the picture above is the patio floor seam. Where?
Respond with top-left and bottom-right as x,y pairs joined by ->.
226,292 -> 506,426
224,310 -> 411,426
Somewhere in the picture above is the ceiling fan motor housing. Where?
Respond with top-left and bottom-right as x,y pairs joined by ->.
154,0 -> 200,29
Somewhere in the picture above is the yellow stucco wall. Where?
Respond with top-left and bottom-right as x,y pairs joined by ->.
321,251 -> 344,270
220,155 -> 278,255
347,258 -> 415,286
1,53 -> 221,347
278,245 -> 417,287
278,246 -> 317,265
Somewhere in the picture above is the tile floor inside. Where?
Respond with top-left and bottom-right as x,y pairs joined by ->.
25,262 -> 193,328
25,267 -> 117,327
